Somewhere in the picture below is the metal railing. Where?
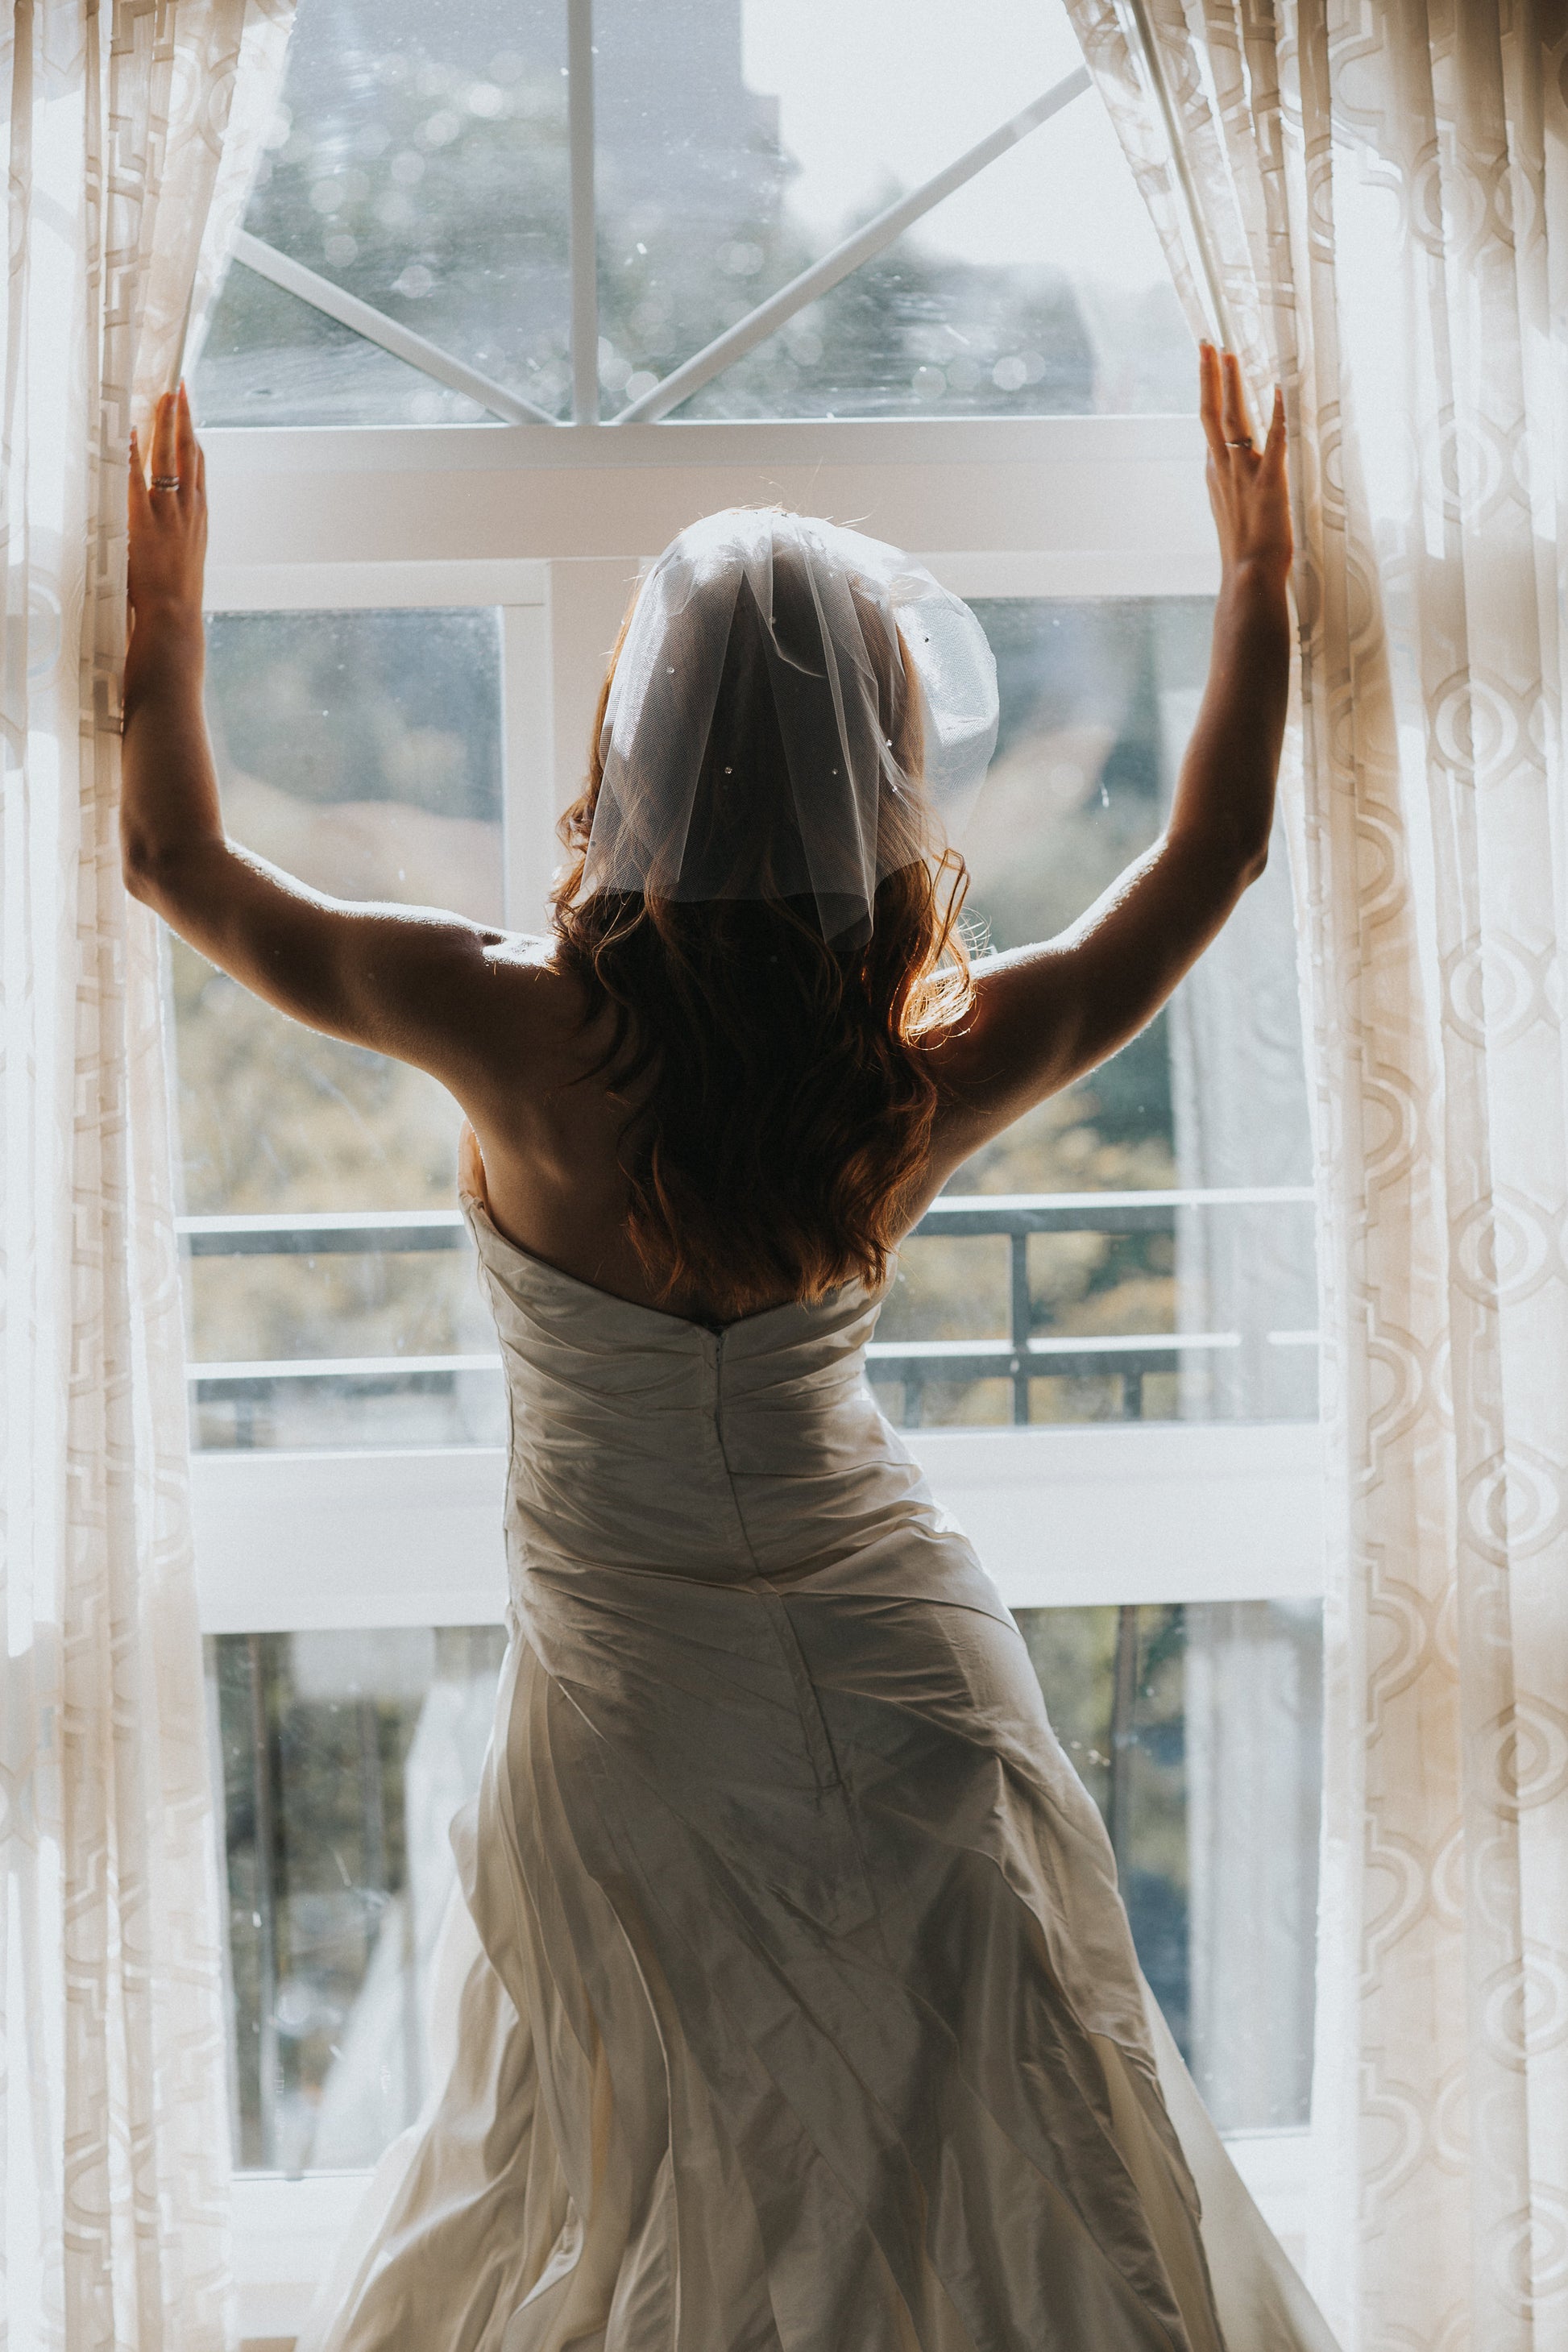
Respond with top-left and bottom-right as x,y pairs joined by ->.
180,1185 -> 1317,1430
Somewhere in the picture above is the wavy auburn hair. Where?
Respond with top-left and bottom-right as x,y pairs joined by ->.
550,559 -> 973,1320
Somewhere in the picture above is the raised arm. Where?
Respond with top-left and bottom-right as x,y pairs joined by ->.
931,344 -> 1293,1168
120,385 -> 508,1085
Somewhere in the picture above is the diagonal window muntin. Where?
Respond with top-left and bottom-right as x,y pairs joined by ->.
223,48 -> 1092,426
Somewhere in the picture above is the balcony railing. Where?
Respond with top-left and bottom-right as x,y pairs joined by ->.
180,1186 -> 1317,1429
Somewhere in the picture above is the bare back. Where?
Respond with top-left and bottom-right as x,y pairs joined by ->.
433,935 -> 981,1326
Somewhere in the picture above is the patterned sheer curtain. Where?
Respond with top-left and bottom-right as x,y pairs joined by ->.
1059,5 -> 1568,2347
0,2 -> 292,2344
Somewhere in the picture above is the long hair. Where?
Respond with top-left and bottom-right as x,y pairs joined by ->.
550,562 -> 974,1318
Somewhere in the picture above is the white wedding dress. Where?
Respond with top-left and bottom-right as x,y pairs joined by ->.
297,1132 -> 1338,2352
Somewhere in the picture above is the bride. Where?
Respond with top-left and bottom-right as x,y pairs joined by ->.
123,349 -> 1333,2352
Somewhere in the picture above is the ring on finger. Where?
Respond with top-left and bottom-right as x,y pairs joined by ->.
1226,438 -> 1253,450
151,473 -> 181,491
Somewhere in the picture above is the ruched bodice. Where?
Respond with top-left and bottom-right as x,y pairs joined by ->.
300,1153 -> 1340,2352
464,1176 -> 1007,1607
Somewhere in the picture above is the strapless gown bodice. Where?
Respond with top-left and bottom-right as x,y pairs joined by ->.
470,1178 -> 1002,1604
297,1148 -> 1339,2352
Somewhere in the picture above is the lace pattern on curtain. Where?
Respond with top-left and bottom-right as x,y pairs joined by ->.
2,3 -> 293,2345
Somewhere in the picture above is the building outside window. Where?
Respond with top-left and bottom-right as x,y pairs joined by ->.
180,2 -> 1324,2331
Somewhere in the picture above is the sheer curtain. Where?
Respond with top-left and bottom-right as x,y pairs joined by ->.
0,2 -> 292,2345
1061,5 -> 1568,2347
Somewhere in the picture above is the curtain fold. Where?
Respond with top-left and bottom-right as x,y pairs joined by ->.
0,3 -> 292,2346
1059,5 -> 1568,2347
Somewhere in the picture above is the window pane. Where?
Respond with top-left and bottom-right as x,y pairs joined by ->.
1017,1599 -> 1321,2132
176,609 -> 504,1451
598,0 -> 1191,419
196,270 -> 492,428
872,598 -> 1318,1432
193,0 -> 569,426
209,1626 -> 508,2172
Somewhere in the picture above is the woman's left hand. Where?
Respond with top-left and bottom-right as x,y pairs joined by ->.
1199,342 -> 1292,587
125,382 -> 206,707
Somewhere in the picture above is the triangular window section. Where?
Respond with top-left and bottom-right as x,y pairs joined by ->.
192,0 -> 1194,429
193,0 -> 572,427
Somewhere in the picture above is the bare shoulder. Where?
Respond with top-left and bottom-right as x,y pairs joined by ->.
921,947 -> 1070,1094
459,931 -> 595,1072
902,948 -> 1081,1206
479,930 -> 557,975
456,933 -> 636,1257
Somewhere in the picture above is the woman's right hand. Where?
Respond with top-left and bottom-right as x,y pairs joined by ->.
922,339 -> 1292,1178
1198,341 -> 1292,587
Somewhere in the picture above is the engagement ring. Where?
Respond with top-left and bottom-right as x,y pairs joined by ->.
151,474 -> 181,491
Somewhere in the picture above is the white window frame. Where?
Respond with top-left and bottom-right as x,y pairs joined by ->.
197,415 -> 1324,1626
197,416 -> 1320,2337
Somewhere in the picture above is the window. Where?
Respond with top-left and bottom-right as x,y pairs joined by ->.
193,0 -> 1189,429
179,3 -> 1323,2333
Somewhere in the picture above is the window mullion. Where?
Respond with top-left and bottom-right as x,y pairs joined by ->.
500,599 -> 558,933
567,0 -> 599,426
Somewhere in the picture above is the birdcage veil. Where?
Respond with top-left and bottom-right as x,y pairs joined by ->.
575,509 -> 998,942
